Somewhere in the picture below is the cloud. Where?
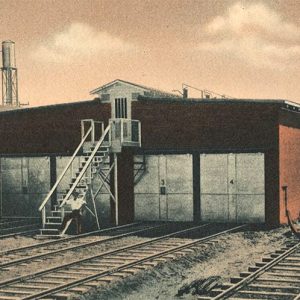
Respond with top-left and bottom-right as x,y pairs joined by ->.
198,2 -> 300,69
33,23 -> 135,63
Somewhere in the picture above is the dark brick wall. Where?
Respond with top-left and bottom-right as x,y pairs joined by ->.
132,100 -> 279,151
0,101 -> 111,155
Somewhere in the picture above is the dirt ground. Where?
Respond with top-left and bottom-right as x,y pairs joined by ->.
80,226 -> 294,300
0,235 -> 151,281
0,235 -> 45,252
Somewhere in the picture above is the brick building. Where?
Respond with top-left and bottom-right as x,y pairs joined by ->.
0,79 -> 299,230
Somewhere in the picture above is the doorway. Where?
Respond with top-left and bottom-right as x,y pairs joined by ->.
134,154 -> 193,221
200,153 -> 265,223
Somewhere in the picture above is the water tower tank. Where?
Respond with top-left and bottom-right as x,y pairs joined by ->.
1,40 -> 18,106
2,40 -> 16,69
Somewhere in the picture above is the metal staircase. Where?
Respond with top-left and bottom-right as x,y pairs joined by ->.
38,118 -> 141,238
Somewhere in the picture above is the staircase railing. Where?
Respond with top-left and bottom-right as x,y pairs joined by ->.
59,124 -> 111,208
38,118 -> 141,231
38,121 -> 104,228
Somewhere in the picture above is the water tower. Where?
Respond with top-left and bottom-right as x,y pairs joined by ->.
1,40 -> 19,106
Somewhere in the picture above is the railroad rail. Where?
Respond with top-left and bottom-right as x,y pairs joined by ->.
0,223 -> 246,300
198,239 -> 300,300
0,224 -> 40,236
0,218 -> 39,228
0,222 -> 163,269
0,219 -> 40,238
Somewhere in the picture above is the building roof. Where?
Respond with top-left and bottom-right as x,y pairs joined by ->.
90,79 -> 179,98
138,95 -> 300,111
0,98 -> 101,115
0,77 -> 299,116
0,96 -> 300,117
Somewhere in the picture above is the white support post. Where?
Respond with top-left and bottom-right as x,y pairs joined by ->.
93,162 -> 115,200
71,159 -> 74,179
81,120 -> 84,140
114,153 -> 118,226
138,121 -> 142,147
90,187 -> 100,230
42,207 -> 46,229
109,120 -> 112,146
61,206 -> 65,221
91,120 -> 95,143
120,119 -> 124,145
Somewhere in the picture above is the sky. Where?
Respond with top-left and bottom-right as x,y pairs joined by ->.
0,0 -> 300,106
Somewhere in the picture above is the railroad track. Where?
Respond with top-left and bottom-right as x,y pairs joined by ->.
0,219 -> 40,238
0,222 -> 164,269
198,238 -> 300,300
0,225 -> 40,237
0,223 -> 245,300
0,218 -> 39,229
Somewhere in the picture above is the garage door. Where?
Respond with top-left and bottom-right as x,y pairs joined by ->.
200,153 -> 265,223
134,154 -> 193,221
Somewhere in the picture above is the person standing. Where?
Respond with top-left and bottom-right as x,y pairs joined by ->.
60,191 -> 86,235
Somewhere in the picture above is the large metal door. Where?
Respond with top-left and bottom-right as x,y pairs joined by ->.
235,154 -> 265,222
200,153 -> 265,223
134,156 -> 160,221
134,154 -> 193,221
200,154 -> 229,222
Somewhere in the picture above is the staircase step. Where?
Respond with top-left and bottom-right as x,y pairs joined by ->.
64,189 -> 87,196
35,234 -> 62,239
40,228 -> 59,232
85,148 -> 108,152
70,185 -> 87,189
50,208 -> 72,214
69,181 -> 88,186
34,234 -> 61,239
91,156 -> 105,160
47,216 -> 62,220
70,179 -> 90,185
44,225 -> 61,230
92,159 -> 103,164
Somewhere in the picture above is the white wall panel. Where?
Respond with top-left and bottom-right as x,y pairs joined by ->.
134,194 -> 160,220
134,154 -> 193,222
167,194 -> 193,221
200,154 -> 228,194
201,194 -> 229,222
200,153 -> 265,223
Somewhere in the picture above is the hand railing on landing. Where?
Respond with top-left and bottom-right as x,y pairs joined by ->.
38,119 -> 106,228
109,118 -> 141,147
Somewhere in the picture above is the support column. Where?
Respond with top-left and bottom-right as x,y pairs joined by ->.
0,158 -> 2,218
50,156 -> 57,210
265,149 -> 280,227
193,153 -> 200,223
114,153 -> 118,226
110,149 -> 134,225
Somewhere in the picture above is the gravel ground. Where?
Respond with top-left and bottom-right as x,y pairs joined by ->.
0,235 -> 151,282
0,235 -> 47,252
78,226 -> 293,300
